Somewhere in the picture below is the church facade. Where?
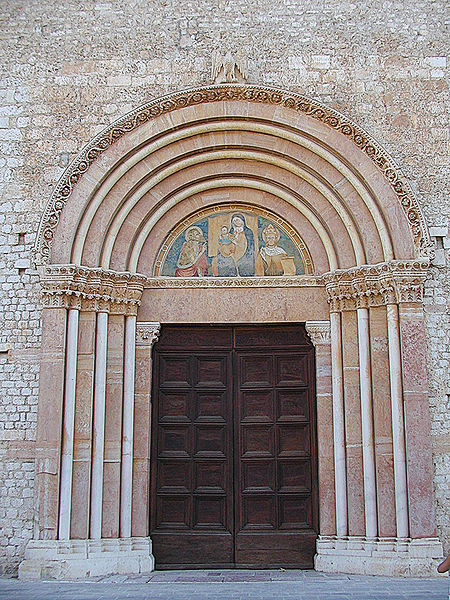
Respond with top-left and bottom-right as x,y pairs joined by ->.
0,1 -> 448,579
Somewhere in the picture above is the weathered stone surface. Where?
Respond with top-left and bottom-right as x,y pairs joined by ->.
0,0 -> 448,576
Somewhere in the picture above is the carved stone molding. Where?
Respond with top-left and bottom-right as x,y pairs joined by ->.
321,260 -> 429,312
40,264 -> 146,315
145,275 -> 321,289
35,84 -> 433,264
136,322 -> 161,347
305,321 -> 331,346
39,260 -> 428,314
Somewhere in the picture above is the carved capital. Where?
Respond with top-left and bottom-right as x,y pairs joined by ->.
136,322 -> 161,347
322,260 -> 429,312
40,264 -> 146,314
305,321 -> 331,346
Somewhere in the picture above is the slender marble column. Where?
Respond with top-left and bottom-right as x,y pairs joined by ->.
386,303 -> 409,539
58,308 -> 79,540
305,321 -> 335,536
330,311 -> 347,537
90,311 -> 109,539
357,307 -> 378,539
120,315 -> 137,538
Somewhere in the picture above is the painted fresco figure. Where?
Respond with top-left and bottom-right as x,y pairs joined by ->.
226,213 -> 255,277
216,224 -> 237,276
175,226 -> 208,277
256,223 -> 288,276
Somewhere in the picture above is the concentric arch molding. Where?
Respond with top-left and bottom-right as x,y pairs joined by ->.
34,83 -> 433,264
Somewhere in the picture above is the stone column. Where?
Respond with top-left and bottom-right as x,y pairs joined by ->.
132,322 -> 161,536
357,307 -> 378,539
58,307 -> 80,540
329,311 -> 348,538
386,303 -> 409,539
90,310 -> 109,539
342,310 -> 364,536
120,314 -> 137,538
70,310 -> 96,539
305,321 -> 335,537
369,306 -> 395,539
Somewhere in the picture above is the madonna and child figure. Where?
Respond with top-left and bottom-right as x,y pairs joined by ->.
160,208 -> 305,278
215,213 -> 255,277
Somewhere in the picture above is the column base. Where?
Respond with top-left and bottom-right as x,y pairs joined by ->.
315,535 -> 445,577
18,537 -> 154,580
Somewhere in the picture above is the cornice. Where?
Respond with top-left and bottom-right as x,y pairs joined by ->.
40,264 -> 146,315
35,84 -> 433,264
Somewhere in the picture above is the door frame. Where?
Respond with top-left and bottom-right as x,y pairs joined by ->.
148,323 -> 319,569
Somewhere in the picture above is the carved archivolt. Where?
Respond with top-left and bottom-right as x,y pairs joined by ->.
35,84 -> 433,263
305,321 -> 331,346
322,260 -> 429,312
40,264 -> 146,315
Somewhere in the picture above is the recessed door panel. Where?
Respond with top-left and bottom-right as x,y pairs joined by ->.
151,325 -> 317,569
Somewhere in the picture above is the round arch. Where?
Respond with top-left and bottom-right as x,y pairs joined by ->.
35,84 -> 433,271
24,84 -> 442,581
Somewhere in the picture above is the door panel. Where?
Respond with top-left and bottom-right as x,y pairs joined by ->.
151,325 -> 317,569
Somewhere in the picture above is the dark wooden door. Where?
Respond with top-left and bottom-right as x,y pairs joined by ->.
150,325 -> 317,569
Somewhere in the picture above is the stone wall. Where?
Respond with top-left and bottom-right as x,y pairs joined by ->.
0,0 -> 448,574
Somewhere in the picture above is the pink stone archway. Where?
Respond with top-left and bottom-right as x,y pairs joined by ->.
19,86 -> 442,579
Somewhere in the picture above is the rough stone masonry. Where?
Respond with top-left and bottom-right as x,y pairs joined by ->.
0,0 -> 448,575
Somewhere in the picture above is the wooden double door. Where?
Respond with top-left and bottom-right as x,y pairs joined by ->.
150,324 -> 317,569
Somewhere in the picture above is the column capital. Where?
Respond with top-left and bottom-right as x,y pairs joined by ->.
136,322 -> 161,347
40,264 -> 146,314
321,260 -> 429,312
305,321 -> 331,346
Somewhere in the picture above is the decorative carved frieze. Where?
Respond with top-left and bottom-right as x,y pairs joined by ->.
321,260 -> 429,312
40,264 -> 146,315
39,260 -> 428,314
145,275 -> 321,288
305,321 -> 331,346
136,322 -> 161,347
35,84 -> 433,263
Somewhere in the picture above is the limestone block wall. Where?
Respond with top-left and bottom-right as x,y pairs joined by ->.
0,0 -> 448,573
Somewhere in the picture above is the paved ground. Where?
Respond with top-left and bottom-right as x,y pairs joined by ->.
1,570 -> 448,600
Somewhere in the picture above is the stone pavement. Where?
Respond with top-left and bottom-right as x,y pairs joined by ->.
0,570 -> 448,600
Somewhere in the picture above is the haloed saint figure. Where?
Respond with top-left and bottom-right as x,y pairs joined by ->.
256,223 -> 288,276
175,226 -> 208,277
